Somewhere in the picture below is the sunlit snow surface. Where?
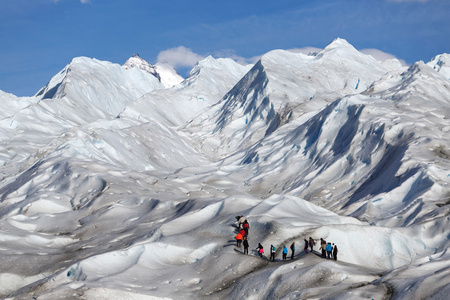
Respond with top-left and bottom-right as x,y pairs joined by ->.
0,39 -> 449,299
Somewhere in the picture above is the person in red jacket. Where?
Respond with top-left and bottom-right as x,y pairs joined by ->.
243,220 -> 249,236
236,232 -> 243,247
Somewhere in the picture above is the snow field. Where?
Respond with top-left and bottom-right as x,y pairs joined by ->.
0,39 -> 449,299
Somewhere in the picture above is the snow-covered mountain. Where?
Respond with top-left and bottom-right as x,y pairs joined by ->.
35,56 -> 163,123
120,56 -> 251,127
123,54 -> 184,88
0,39 -> 449,299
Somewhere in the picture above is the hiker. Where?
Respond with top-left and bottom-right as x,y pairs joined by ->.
243,220 -> 249,236
282,245 -> 288,260
257,243 -> 264,257
326,242 -> 332,259
235,216 -> 241,227
304,239 -> 309,253
309,237 -> 315,252
333,243 -> 338,261
236,232 -> 243,247
243,238 -> 249,254
238,216 -> 246,229
239,229 -> 246,238
270,244 -> 276,261
320,238 -> 327,258
290,242 -> 295,259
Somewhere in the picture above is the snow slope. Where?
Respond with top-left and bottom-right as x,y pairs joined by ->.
0,38 -> 449,300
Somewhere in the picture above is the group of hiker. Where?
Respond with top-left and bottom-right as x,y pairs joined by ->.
320,238 -> 338,261
234,215 -> 339,261
235,215 -> 250,251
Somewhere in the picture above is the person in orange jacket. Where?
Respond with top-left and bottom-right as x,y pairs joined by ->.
236,232 -> 243,247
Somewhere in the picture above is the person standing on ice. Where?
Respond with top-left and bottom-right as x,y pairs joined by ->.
235,216 -> 242,228
333,243 -> 338,261
243,220 -> 249,236
257,243 -> 264,257
320,238 -> 327,258
236,232 -> 243,247
282,245 -> 288,260
309,237 -> 315,252
290,242 -> 295,259
238,216 -> 246,229
304,239 -> 309,253
326,242 -> 332,259
243,238 -> 249,254
270,244 -> 276,261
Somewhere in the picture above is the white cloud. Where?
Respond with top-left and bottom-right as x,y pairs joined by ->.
360,49 -> 408,66
156,46 -> 205,69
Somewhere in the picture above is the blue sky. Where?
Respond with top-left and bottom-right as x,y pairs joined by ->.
1,0 -> 449,96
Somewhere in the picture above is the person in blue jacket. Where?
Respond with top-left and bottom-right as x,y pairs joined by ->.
326,242 -> 333,259
282,245 -> 288,260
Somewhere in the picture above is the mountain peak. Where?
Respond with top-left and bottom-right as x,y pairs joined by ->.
427,53 -> 450,79
323,38 -> 358,52
123,54 -> 160,81
123,54 -> 184,88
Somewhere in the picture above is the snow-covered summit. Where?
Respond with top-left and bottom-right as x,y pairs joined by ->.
320,37 -> 356,52
34,56 -> 163,123
123,54 -> 161,79
427,53 -> 450,79
123,54 -> 184,88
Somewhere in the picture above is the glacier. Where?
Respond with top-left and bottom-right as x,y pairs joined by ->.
0,38 -> 449,299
